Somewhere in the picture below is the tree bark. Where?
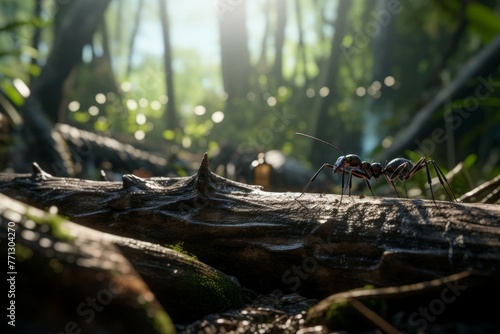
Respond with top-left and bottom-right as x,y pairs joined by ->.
1,154 -> 499,301
218,0 -> 251,111
271,0 -> 287,88
159,0 -> 177,130
30,0 -> 112,123
0,193 -> 245,325
308,0 -> 350,166
29,0 -> 42,81
16,0 -> 113,176
126,0 -> 144,76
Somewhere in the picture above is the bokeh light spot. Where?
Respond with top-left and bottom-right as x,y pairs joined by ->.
194,105 -> 206,115
95,93 -> 106,104
88,106 -> 99,116
384,76 -> 395,87
355,87 -> 366,97
212,111 -> 224,123
68,101 -> 80,112
134,130 -> 145,140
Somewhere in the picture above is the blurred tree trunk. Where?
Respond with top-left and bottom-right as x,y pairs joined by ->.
308,0 -> 350,166
218,0 -> 250,111
126,0 -> 145,76
292,0 -> 309,85
159,0 -> 177,130
30,0 -> 112,122
19,0 -> 112,176
257,0 -> 271,74
271,0 -> 287,88
29,0 -> 42,81
361,0 -> 396,157
115,0 -> 124,56
99,16 -> 116,88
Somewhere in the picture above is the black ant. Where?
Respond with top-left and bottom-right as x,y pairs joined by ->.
296,132 -> 457,206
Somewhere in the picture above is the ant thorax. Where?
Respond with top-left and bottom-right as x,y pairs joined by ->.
332,154 -> 362,173
345,154 -> 362,167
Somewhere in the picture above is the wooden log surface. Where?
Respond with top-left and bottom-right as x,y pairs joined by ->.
1,153 -> 499,302
0,195 -> 177,333
0,193 -> 247,325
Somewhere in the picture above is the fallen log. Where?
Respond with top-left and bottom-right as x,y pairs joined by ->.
0,194 -> 247,326
0,195 -> 176,333
1,153 -> 499,301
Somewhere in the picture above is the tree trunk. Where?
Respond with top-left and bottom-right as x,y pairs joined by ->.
308,0 -> 350,166
30,0 -> 112,123
126,0 -> 145,76
159,0 -> 177,130
292,0 -> 309,85
1,154 -> 499,301
271,0 -> 287,88
218,0 -> 251,111
361,0 -> 396,157
29,0 -> 42,81
17,0 -> 113,176
257,0 -> 271,74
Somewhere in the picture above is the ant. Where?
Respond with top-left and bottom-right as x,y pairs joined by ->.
296,132 -> 457,206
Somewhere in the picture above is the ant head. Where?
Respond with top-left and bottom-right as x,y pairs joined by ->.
332,156 -> 346,172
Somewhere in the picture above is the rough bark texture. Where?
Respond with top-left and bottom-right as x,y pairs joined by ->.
1,153 -> 499,302
0,193 -> 246,326
0,195 -> 176,333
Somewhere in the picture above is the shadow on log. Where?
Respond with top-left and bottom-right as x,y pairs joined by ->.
1,153 -> 499,302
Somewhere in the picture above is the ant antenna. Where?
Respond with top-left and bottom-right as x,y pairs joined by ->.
295,132 -> 344,154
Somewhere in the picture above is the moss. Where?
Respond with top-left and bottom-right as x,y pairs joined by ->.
165,241 -> 198,261
324,299 -> 352,327
25,206 -> 74,242
185,270 -> 246,311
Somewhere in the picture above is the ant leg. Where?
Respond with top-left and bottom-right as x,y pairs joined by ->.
405,157 -> 427,180
299,163 -> 335,198
339,167 -> 346,205
364,179 -> 374,196
389,161 -> 411,180
423,160 -> 438,207
404,157 -> 437,206
384,174 -> 400,198
347,169 -> 354,197
430,160 -> 457,202
406,157 -> 443,205
350,169 -> 375,196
